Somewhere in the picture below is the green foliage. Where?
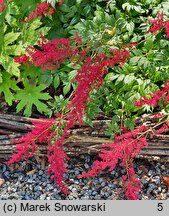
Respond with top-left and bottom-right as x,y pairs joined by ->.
15,79 -> 51,117
0,0 -> 51,116
0,72 -> 19,105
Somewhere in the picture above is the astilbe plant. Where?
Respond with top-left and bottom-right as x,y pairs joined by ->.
9,33 -> 130,194
6,5 -> 169,199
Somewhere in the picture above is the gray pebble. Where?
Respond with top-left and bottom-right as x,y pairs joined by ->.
38,170 -> 44,176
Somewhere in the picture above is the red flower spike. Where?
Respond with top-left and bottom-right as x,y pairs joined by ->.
79,125 -> 148,199
151,124 -> 168,138
14,54 -> 30,64
147,12 -> 164,35
22,2 -> 55,23
0,0 -> 5,12
134,80 -> 169,108
163,20 -> 169,38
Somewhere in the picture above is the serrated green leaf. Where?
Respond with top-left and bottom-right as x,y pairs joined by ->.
0,72 -> 19,105
1,55 -> 20,76
4,32 -> 21,46
15,81 -> 51,116
24,19 -> 42,44
124,119 -> 135,130
5,44 -> 25,56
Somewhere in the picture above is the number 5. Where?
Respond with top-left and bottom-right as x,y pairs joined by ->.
157,203 -> 163,211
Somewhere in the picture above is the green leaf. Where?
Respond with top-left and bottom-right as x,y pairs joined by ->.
15,81 -> 51,116
53,74 -> 60,89
144,38 -> 153,50
130,56 -> 141,65
124,119 -> 135,130
4,32 -> 21,46
68,70 -> 77,81
0,55 -> 20,76
0,72 -> 19,105
126,22 -> 134,33
63,83 -> 71,95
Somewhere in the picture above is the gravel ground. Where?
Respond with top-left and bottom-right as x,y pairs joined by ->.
0,155 -> 169,200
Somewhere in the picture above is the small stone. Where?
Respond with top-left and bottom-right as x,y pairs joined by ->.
158,186 -> 162,192
34,185 -> 42,192
0,178 -> 5,186
3,171 -> 10,179
110,171 -> 116,175
46,184 -> 54,191
32,174 -> 37,179
98,178 -> 103,183
94,194 -> 101,199
92,191 -> 98,196
74,170 -> 80,176
72,188 -> 77,193
84,163 -> 89,169
18,175 -> 24,182
101,181 -> 106,187
147,183 -> 156,194
161,165 -> 165,171
34,191 -> 41,199
69,178 -> 74,183
151,176 -> 161,184
147,170 -> 154,177
8,193 -> 19,199
38,170 -> 44,176
27,178 -> 34,184
141,175 -> 150,184
74,180 -> 79,185
156,168 -> 161,175
100,190 -> 105,197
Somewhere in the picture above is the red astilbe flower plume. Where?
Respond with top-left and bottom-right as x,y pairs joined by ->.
134,80 -> 169,108
78,125 -> 148,199
147,12 -> 169,38
147,12 -> 164,35
163,20 -> 169,38
65,49 -> 130,127
122,163 -> 141,200
6,118 -> 56,164
22,2 -> 55,23
6,117 -> 70,194
48,139 -> 69,194
0,0 -> 5,12
25,35 -> 75,70
14,54 -> 30,64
